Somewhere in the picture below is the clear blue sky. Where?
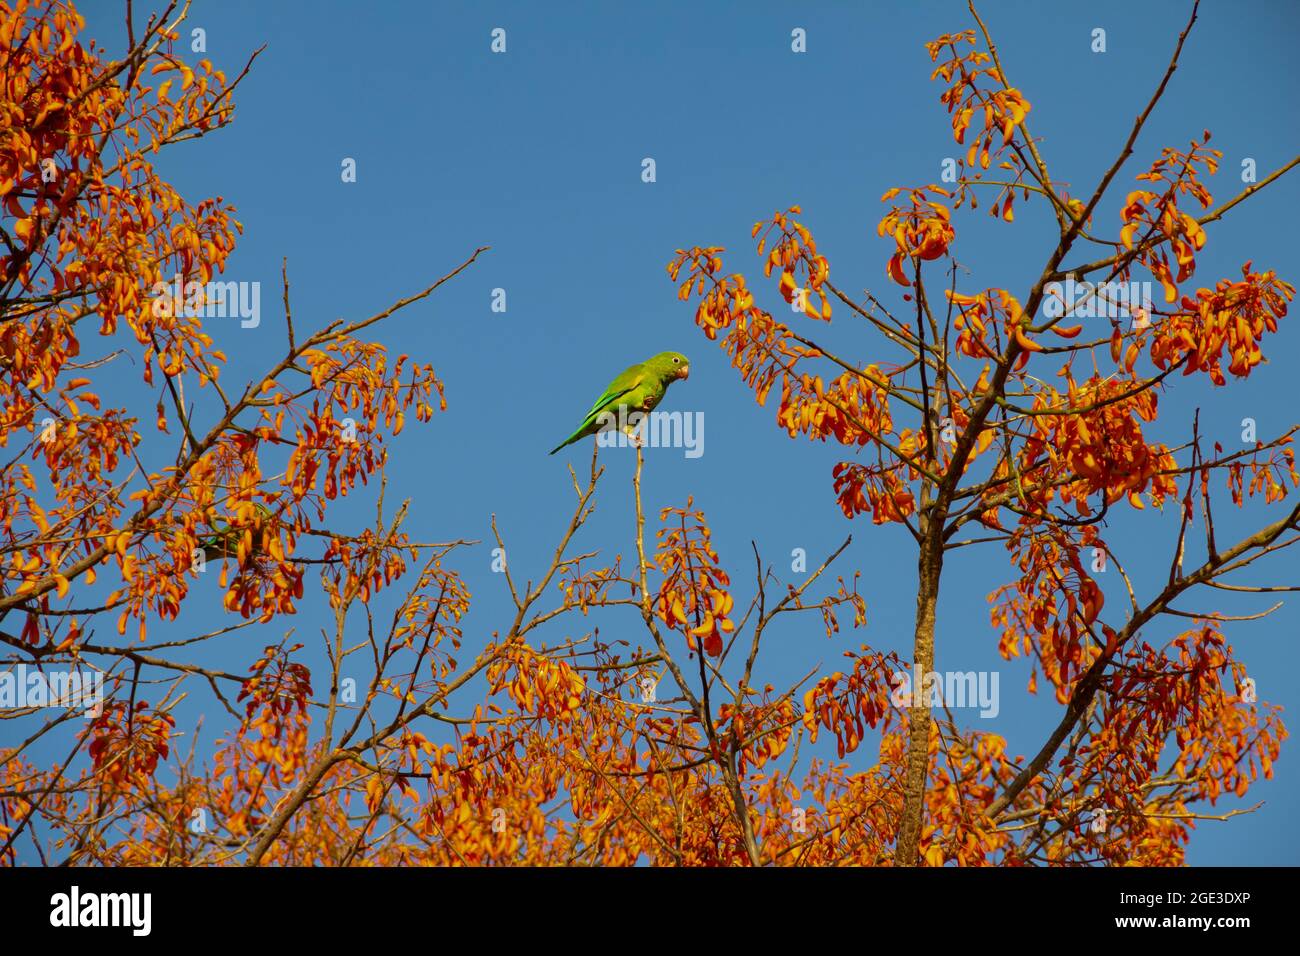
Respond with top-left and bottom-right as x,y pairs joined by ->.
51,0 -> 1300,865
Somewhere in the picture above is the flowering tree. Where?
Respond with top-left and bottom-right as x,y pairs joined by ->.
669,0 -> 1294,864
1,0 -> 1293,866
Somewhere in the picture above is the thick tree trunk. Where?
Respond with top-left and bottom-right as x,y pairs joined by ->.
894,516 -> 943,866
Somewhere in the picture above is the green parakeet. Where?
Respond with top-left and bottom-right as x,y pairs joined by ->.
197,503 -> 275,563
549,351 -> 690,455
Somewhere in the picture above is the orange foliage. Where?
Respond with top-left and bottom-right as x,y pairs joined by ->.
1,1 -> 1295,869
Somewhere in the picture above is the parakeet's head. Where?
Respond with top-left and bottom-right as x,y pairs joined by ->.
650,351 -> 690,383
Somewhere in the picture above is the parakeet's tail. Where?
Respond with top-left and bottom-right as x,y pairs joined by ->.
549,429 -> 586,455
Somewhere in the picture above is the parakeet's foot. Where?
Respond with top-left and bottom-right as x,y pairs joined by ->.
624,428 -> 645,449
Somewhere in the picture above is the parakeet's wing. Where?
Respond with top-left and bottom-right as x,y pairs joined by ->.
549,364 -> 647,455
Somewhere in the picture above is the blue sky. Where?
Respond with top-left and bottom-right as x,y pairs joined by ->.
43,0 -> 1300,864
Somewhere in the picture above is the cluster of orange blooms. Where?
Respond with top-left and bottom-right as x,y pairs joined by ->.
990,524 -> 1109,699
1019,374 -> 1180,511
87,700 -> 176,793
757,207 -> 832,321
927,30 -> 1031,162
489,645 -> 586,724
831,460 -> 916,524
879,186 -> 957,286
1120,139 -> 1217,304
802,649 -> 902,758
947,286 -> 1051,361
654,499 -> 735,657
1152,262 -> 1294,384
926,29 -> 1033,221
1226,441 -> 1298,508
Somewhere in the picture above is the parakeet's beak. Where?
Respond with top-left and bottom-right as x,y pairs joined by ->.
677,365 -> 690,381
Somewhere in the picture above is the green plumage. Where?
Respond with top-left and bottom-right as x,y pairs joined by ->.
197,503 -> 274,563
549,351 -> 690,455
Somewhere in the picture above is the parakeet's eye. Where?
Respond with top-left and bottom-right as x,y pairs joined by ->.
672,357 -> 680,364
